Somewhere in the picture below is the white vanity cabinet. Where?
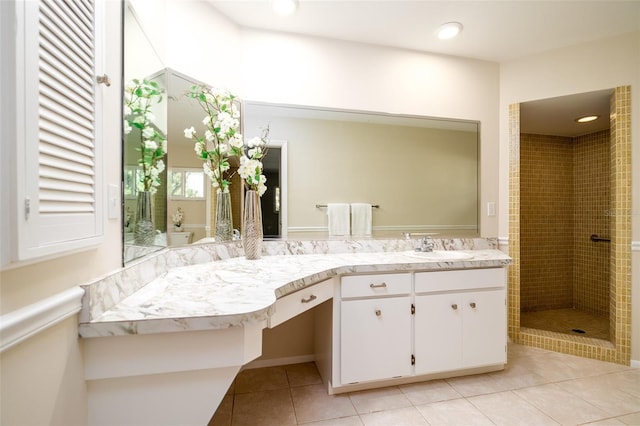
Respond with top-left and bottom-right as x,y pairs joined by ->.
339,273 -> 412,384
329,267 -> 507,393
414,268 -> 507,375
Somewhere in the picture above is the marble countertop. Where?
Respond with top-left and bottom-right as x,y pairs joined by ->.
79,249 -> 511,338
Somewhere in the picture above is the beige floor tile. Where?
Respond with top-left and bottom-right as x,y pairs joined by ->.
468,390 -> 559,425
514,383 -> 610,425
348,386 -> 412,414
399,379 -> 462,405
556,375 -> 640,416
415,398 -> 494,425
299,416 -> 364,426
234,366 -> 290,393
291,384 -> 357,424
286,362 -> 324,387
582,418 -> 627,425
445,372 -> 510,397
359,406 -> 428,426
232,388 -> 296,426
515,352 -> 589,382
617,411 -> 640,425
489,362 -> 550,390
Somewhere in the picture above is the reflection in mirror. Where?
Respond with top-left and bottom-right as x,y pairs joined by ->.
244,102 -> 480,238
123,73 -> 168,263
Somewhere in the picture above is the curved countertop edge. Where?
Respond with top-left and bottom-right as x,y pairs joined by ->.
79,251 -> 511,338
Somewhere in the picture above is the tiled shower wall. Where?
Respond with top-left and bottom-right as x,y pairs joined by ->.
520,130 -> 610,315
573,130 -> 610,316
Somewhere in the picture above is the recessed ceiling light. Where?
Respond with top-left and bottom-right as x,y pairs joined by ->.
436,22 -> 463,40
272,0 -> 298,16
575,115 -> 599,123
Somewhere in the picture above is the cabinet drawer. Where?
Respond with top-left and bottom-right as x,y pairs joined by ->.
415,268 -> 505,294
341,273 -> 411,298
269,278 -> 334,328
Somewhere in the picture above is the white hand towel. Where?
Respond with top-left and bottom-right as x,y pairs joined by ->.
351,203 -> 372,236
327,203 -> 350,236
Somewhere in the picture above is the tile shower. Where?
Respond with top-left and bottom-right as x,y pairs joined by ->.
509,86 -> 631,365
520,130 -> 611,340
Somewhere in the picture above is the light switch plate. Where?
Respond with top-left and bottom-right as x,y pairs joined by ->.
108,184 -> 119,220
487,201 -> 496,217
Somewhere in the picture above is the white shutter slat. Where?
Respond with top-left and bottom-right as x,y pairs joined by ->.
39,49 -> 93,105
39,26 -> 93,83
40,1 -> 93,66
40,122 -> 93,154
38,0 -> 96,219
40,92 -> 93,131
48,0 -> 94,48
40,140 -> 94,169
40,108 -> 94,144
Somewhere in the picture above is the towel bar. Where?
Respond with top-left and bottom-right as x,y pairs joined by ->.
316,204 -> 380,208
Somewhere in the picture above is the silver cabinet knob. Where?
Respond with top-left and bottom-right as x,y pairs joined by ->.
470,302 -> 477,308
375,309 -> 382,316
451,304 -> 458,310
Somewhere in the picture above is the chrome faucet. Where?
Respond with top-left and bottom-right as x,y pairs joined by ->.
416,236 -> 435,252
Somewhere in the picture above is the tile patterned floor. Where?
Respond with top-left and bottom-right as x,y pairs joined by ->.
520,308 -> 610,340
209,344 -> 640,426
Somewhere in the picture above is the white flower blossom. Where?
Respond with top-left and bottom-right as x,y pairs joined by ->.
194,141 -> 203,156
202,115 -> 210,125
155,159 -> 165,173
229,134 -> 244,149
142,127 -> 155,139
184,126 -> 196,139
144,140 -> 158,151
205,130 -> 215,142
123,120 -> 132,135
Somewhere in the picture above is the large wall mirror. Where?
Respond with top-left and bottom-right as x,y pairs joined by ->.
244,103 -> 479,238
122,1 -> 480,265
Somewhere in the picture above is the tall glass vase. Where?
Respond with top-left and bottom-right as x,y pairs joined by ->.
134,191 -> 155,245
215,190 -> 233,242
243,190 -> 263,260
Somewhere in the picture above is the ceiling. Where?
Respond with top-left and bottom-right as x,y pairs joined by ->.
206,0 -> 639,136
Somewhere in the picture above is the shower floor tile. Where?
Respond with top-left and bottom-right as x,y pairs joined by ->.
520,308 -> 609,340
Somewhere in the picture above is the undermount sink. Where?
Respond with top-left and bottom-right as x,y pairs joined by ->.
403,250 -> 475,260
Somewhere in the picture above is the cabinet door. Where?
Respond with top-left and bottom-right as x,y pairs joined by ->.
340,297 -> 412,384
414,294 -> 462,375
462,289 -> 506,368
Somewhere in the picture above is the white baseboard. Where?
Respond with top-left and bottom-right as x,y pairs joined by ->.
243,354 -> 316,370
0,286 -> 84,353
631,359 -> 640,369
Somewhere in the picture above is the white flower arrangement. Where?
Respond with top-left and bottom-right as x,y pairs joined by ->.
239,126 -> 269,197
124,79 -> 167,195
184,85 -> 244,193
172,207 -> 184,227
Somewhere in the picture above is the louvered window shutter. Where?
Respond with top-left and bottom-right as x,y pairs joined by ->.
16,0 -> 104,262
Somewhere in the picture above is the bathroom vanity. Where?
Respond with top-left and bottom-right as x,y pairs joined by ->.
79,238 -> 510,425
